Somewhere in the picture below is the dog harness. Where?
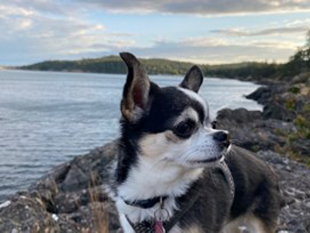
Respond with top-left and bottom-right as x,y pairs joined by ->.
124,160 -> 235,233
217,161 -> 235,201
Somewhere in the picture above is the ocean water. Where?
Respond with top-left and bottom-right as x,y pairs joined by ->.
0,70 -> 262,201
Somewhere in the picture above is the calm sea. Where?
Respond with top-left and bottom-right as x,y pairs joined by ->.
0,70 -> 261,201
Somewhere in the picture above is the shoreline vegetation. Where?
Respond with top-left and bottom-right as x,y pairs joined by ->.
16,56 -> 280,81
0,33 -> 309,232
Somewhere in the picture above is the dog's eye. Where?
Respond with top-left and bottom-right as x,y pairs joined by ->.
211,121 -> 217,129
174,120 -> 196,138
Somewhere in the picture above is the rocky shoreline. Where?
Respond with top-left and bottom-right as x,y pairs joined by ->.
0,77 -> 309,233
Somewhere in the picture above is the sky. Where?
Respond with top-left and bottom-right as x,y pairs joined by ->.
0,0 -> 310,65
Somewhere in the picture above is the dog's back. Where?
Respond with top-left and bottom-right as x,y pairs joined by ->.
172,145 -> 282,233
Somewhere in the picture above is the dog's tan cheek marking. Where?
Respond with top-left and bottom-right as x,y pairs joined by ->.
165,131 -> 181,143
139,132 -> 169,157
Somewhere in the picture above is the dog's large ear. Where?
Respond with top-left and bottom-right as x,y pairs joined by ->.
179,65 -> 203,93
120,52 -> 151,122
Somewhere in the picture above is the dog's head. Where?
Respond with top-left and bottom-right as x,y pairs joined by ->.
119,52 -> 230,171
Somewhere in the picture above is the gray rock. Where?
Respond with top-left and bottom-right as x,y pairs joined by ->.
217,108 -> 262,123
217,108 -> 295,151
0,142 -> 122,233
257,151 -> 310,233
291,72 -> 310,84
246,86 -> 272,105
263,103 -> 296,122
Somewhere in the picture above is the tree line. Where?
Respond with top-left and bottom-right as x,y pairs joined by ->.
279,31 -> 310,77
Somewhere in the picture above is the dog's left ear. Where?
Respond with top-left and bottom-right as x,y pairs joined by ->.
179,65 -> 204,93
120,52 -> 151,122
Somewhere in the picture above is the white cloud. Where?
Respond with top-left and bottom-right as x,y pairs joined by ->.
0,0 -> 68,15
0,4 -> 36,17
18,19 -> 33,29
136,42 -> 295,64
76,37 -> 297,64
0,1 -> 135,65
211,26 -> 309,37
181,37 -> 229,47
251,40 -> 301,49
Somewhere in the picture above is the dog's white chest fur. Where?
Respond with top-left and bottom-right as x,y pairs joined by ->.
114,156 -> 203,231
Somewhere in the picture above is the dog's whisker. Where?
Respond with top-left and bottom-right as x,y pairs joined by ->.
150,158 -> 169,171
146,156 -> 173,175
181,148 -> 200,162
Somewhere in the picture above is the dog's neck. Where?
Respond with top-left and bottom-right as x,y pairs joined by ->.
114,138 -> 204,224
115,152 -> 203,225
117,153 -> 204,202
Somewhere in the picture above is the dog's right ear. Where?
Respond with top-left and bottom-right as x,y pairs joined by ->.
120,52 -> 151,122
179,65 -> 203,93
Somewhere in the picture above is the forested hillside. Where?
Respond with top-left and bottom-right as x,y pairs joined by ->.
19,56 -> 281,80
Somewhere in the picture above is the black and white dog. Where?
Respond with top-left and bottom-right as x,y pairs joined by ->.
103,52 -> 282,233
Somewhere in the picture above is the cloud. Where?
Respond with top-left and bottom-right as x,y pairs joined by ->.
0,1 -> 135,65
211,26 -> 309,37
0,0 -> 69,16
72,37 -> 297,64
73,0 -> 310,15
129,39 -> 296,64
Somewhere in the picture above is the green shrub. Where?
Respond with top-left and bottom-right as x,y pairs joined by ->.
285,98 -> 295,110
294,115 -> 309,128
290,86 -> 300,94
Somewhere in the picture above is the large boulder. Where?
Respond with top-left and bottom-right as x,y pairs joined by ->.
246,86 -> 272,104
257,151 -> 310,233
291,72 -> 310,84
262,103 -> 296,122
217,108 -> 262,123
217,108 -> 295,151
0,142 -> 122,233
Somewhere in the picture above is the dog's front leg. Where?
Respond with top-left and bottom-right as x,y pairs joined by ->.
119,214 -> 135,233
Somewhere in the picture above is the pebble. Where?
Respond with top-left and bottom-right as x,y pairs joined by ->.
0,200 -> 11,209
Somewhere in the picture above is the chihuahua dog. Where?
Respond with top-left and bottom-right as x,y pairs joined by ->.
102,52 -> 282,233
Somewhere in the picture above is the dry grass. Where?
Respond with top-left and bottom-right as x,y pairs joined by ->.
89,172 -> 109,233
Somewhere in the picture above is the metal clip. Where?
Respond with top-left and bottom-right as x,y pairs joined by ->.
154,197 -> 169,222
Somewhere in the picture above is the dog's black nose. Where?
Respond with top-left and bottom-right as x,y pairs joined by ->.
213,131 -> 230,147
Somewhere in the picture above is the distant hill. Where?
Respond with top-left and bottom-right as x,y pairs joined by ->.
18,55 -> 280,80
